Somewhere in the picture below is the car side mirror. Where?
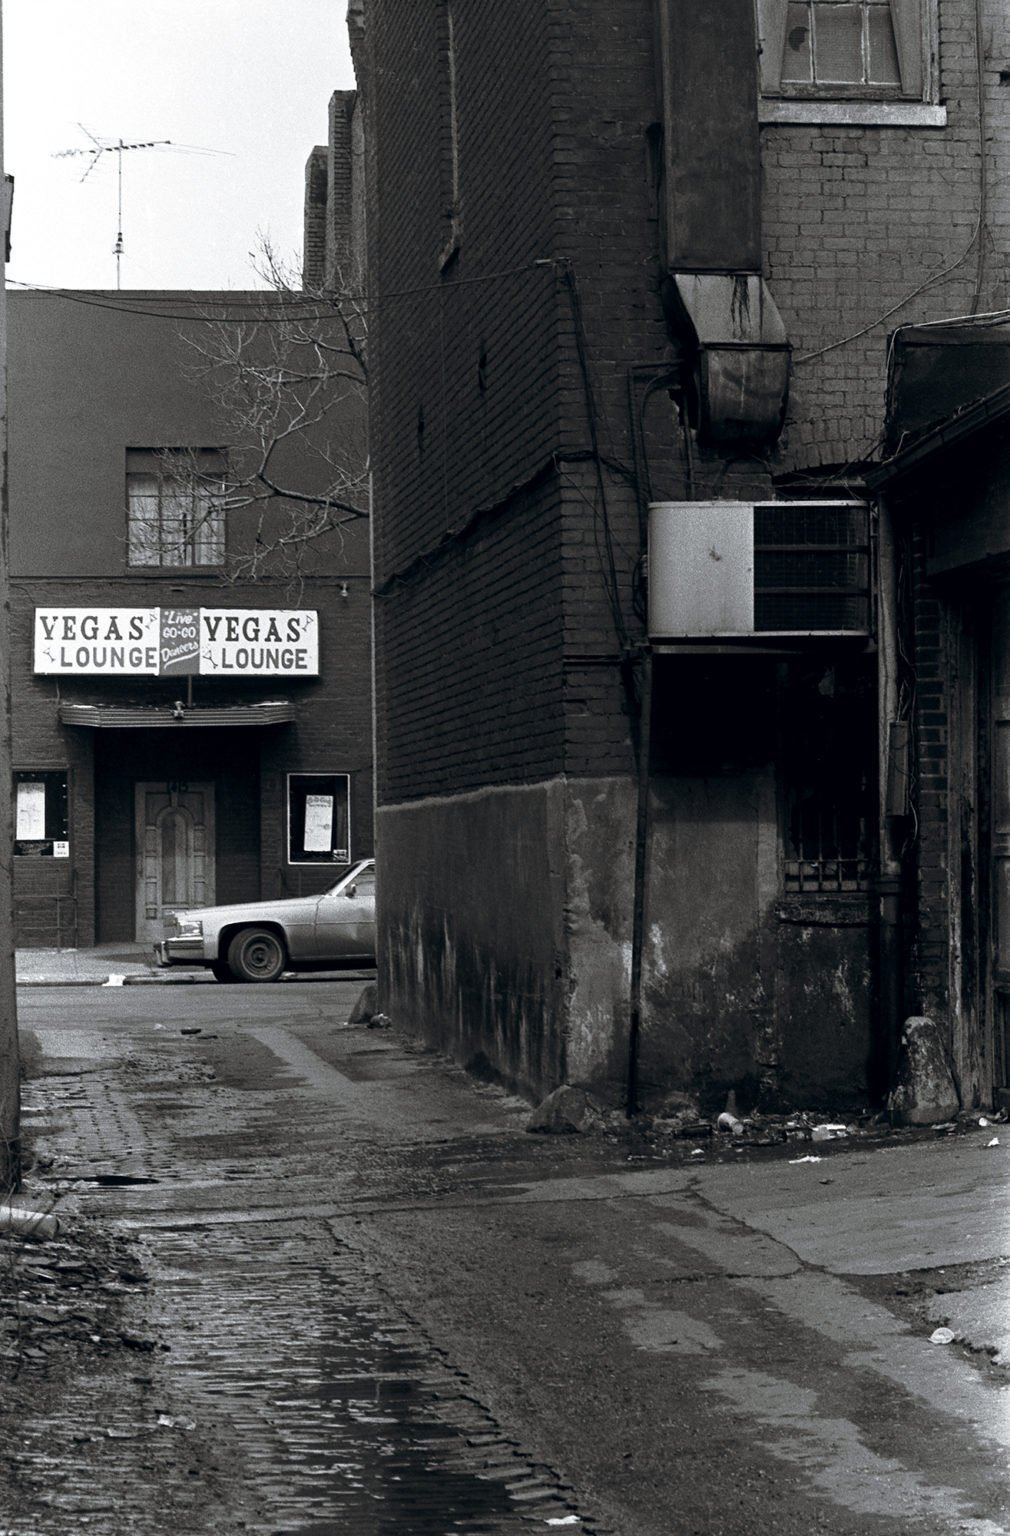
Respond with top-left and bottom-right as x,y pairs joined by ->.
344,884 -> 357,898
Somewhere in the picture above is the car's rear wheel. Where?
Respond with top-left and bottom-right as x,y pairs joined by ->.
210,961 -> 235,983
227,927 -> 287,983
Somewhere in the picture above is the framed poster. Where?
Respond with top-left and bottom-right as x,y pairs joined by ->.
14,769 -> 70,857
287,774 -> 350,865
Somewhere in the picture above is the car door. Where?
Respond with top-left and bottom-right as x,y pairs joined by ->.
314,869 -> 375,962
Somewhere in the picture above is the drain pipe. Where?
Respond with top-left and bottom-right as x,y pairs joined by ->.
626,643 -> 653,1117
876,494 -> 904,1094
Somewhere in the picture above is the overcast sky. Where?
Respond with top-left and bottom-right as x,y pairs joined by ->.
3,0 -> 356,293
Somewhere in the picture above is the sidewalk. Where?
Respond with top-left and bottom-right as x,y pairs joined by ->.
15,943 -> 211,986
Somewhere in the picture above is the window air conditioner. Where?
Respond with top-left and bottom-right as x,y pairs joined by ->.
647,500 -> 871,639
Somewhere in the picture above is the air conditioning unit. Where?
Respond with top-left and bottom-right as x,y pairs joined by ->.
647,500 -> 871,640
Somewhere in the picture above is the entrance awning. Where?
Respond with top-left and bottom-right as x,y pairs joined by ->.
57,701 -> 296,729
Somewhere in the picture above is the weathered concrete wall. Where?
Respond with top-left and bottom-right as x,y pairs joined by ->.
377,784 -> 570,1100
641,768 -> 777,1109
641,767 -> 876,1111
378,761 -> 877,1112
772,908 -> 877,1111
638,658 -> 878,1112
562,779 -> 637,1097
377,777 -> 638,1104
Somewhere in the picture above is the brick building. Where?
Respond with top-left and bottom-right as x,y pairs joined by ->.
9,289 -> 371,948
349,0 -> 1010,1114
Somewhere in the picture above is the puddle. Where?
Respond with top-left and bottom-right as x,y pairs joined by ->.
88,1174 -> 161,1187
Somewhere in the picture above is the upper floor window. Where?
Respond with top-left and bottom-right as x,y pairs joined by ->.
126,448 -> 226,569
759,0 -> 926,102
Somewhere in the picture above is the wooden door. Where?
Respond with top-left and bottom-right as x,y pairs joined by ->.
135,782 -> 215,942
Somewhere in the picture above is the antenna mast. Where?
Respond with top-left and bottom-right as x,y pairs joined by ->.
53,126 -> 228,288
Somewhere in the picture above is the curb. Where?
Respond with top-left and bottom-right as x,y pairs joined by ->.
17,969 -> 375,988
17,972 -> 213,988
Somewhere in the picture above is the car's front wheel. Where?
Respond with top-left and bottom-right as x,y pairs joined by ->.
227,927 -> 287,983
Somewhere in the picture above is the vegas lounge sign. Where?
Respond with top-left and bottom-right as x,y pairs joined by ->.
34,607 -> 319,677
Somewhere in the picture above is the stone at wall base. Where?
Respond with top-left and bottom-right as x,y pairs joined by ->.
888,1015 -> 959,1126
526,1085 -> 590,1134
347,982 -> 377,1025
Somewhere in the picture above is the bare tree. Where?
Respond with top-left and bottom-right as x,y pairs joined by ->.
170,247 -> 369,585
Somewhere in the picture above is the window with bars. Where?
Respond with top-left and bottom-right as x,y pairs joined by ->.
757,0 -> 924,99
780,664 -> 876,895
126,448 -> 226,568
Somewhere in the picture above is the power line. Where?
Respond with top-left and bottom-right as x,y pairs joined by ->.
6,259 -> 555,322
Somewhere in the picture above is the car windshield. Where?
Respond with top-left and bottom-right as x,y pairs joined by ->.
326,866 -> 373,897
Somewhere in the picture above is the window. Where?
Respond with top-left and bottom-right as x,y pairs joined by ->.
287,773 -> 351,865
757,0 -> 941,122
780,665 -> 875,895
126,449 -> 226,568
784,2 -> 898,89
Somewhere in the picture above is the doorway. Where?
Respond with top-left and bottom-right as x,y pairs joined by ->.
134,782 -> 216,942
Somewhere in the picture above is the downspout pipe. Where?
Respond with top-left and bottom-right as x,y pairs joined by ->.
626,644 -> 653,1116
876,493 -> 904,1096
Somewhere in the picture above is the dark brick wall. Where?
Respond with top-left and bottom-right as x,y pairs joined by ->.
365,0 -> 668,802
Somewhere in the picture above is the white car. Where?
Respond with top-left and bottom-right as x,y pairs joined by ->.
155,859 -> 375,982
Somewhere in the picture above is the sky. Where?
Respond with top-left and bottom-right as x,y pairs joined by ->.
2,0 -> 356,293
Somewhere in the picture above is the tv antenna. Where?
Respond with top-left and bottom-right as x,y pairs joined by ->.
53,125 -> 230,288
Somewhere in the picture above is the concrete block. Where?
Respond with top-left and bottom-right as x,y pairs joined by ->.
888,1016 -> 960,1126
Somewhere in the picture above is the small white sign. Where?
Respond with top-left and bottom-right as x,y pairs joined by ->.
303,794 -> 334,853
16,782 -> 45,840
52,841 -> 70,859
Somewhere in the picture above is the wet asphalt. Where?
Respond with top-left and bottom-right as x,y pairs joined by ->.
6,978 -> 1010,1535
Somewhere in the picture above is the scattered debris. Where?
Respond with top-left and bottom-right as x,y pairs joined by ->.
367,1013 -> 392,1030
716,1111 -> 745,1136
986,1137 -> 1000,1148
102,974 -> 126,988
811,1123 -> 849,1142
930,1326 -> 957,1345
789,1155 -> 823,1165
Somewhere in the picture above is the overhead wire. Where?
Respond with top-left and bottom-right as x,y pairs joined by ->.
5,259 -> 555,324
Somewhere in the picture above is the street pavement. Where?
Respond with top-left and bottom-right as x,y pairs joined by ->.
15,942 -> 212,986
3,978 -> 1010,1533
